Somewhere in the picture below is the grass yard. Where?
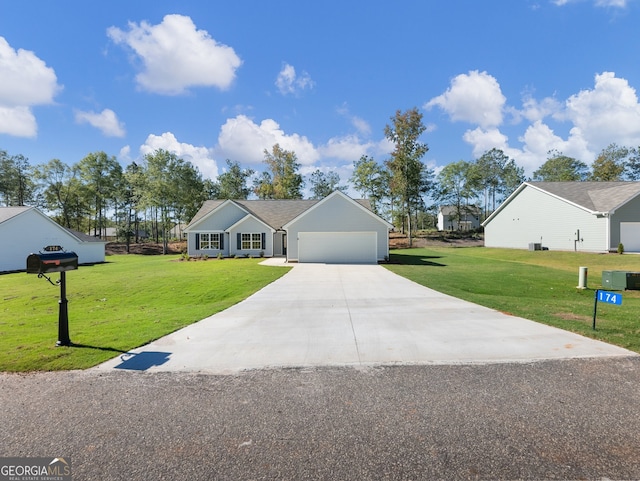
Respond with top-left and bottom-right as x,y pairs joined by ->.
0,255 -> 290,371
385,247 -> 640,353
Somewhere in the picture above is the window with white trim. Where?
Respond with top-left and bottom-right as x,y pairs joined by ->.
241,233 -> 262,250
200,233 -> 220,249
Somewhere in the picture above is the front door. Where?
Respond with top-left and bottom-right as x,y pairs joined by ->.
282,234 -> 287,255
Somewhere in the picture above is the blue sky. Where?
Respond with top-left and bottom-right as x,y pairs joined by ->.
1,0 -> 640,195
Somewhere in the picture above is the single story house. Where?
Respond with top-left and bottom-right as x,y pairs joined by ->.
0,206 -> 107,272
482,181 -> 640,252
184,191 -> 393,263
437,205 -> 481,231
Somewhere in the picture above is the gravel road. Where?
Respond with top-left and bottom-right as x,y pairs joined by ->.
2,357 -> 640,480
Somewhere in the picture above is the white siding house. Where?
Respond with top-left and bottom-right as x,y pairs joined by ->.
482,182 -> 640,252
185,191 -> 393,263
0,207 -> 107,272
437,205 -> 482,231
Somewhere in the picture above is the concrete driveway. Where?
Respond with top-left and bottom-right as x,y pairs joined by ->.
95,262 -> 635,373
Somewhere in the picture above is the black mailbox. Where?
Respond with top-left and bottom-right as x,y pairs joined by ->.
26,252 -> 78,274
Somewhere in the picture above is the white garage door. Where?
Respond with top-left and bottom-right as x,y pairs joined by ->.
298,232 -> 377,264
620,222 -> 640,252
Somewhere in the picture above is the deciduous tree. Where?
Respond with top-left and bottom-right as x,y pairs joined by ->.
590,143 -> 628,181
254,144 -> 304,199
384,108 -> 432,243
350,155 -> 387,215
434,160 -> 477,228
533,151 -> 588,181
0,151 -> 35,206
308,169 -> 346,199
216,160 -> 254,199
77,151 -> 121,236
468,148 -> 524,217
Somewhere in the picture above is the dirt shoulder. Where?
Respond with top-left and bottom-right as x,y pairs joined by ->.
389,233 -> 484,249
105,234 -> 483,256
105,241 -> 186,256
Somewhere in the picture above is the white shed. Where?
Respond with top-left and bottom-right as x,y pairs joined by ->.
0,207 -> 107,272
482,181 -> 640,252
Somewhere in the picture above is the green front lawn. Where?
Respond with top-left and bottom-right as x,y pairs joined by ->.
0,256 -> 290,371
385,247 -> 640,353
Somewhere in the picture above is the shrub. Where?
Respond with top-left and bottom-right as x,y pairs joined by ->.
180,252 -> 190,261
618,243 -> 624,255
217,252 -> 223,260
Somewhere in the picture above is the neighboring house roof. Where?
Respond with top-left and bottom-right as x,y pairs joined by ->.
0,206 -> 107,244
0,206 -> 30,224
65,227 -> 107,243
528,181 -> 640,212
483,181 -> 640,226
187,196 -> 376,231
439,205 -> 481,216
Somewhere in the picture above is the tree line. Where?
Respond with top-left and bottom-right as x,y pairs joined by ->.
3,108 -> 640,246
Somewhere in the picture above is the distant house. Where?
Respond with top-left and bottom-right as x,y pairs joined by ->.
169,223 -> 187,240
482,181 -> 640,252
91,227 -> 118,241
0,206 -> 107,272
437,205 -> 481,231
184,191 -> 393,263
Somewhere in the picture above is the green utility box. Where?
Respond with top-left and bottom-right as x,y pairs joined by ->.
601,270 -> 640,290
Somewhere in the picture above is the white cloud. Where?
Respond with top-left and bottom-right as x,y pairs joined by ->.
217,115 -> 319,165
425,70 -> 506,128
430,69 -> 640,177
462,128 -> 510,158
107,14 -> 242,95
351,116 -> 372,136
553,0 -> 628,6
564,71 -> 640,149
140,132 -> 218,179
75,108 -> 125,137
596,0 -> 627,6
0,106 -> 37,137
336,104 -> 372,136
119,145 -> 131,162
519,95 -> 562,123
0,36 -> 61,137
319,135 -> 371,160
275,63 -> 314,96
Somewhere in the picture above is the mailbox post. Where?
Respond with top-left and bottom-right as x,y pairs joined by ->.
26,247 -> 78,346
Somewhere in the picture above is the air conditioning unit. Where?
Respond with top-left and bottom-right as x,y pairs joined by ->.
528,242 -> 542,251
601,271 -> 640,290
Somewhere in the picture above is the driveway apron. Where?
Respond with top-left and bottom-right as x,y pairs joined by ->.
95,263 -> 635,373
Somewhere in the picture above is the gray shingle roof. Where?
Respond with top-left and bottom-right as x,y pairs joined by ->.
188,198 -> 374,230
0,206 -> 31,224
528,182 -> 640,212
439,205 -> 481,216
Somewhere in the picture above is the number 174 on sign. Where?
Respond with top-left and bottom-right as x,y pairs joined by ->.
597,290 -> 622,305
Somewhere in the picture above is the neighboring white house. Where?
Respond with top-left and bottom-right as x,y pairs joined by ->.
437,205 -> 482,231
184,191 -> 393,263
482,181 -> 640,252
0,206 -> 107,272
